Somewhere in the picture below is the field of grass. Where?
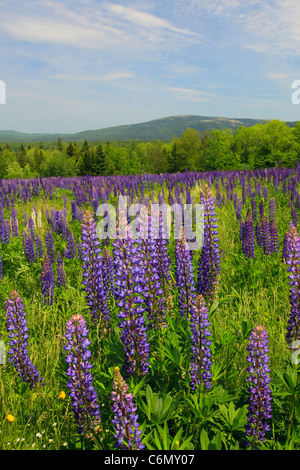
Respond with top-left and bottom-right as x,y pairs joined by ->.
0,168 -> 299,451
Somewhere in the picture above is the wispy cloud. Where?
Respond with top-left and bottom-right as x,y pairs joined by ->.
167,87 -> 213,102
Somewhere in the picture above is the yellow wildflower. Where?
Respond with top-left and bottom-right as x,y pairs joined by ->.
58,391 -> 66,400
6,414 -> 15,423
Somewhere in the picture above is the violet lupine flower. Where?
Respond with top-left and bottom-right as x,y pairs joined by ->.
197,185 -> 220,302
284,225 -> 300,344
291,205 -> 297,228
111,366 -> 144,450
189,295 -> 212,391
4,291 -> 43,389
64,314 -> 101,435
245,325 -> 272,449
175,229 -> 197,318
112,213 -> 149,377
10,208 -> 19,237
22,231 -> 35,263
81,210 -> 110,326
102,246 -> 115,296
1,220 -> 10,244
261,214 -> 272,255
41,254 -> 55,305
242,209 -> 255,258
66,229 -> 76,259
137,208 -> 166,329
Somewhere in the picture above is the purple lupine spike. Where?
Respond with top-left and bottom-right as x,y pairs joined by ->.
269,218 -> 279,253
175,229 -> 197,318
245,325 -> 272,449
112,212 -> 149,377
81,210 -> 110,326
197,185 -> 220,302
56,252 -> 66,287
261,214 -> 272,255
189,295 -> 212,391
41,254 -> 55,305
22,231 -> 35,263
102,246 -> 115,296
137,207 -> 166,329
10,208 -> 19,237
66,229 -> 76,259
4,291 -> 43,389
64,314 -> 101,435
259,200 -> 264,217
1,220 -> 10,244
111,366 -> 144,450
45,228 -> 55,263
28,216 -> 35,241
284,225 -> 300,344
242,209 -> 255,258
291,205 -> 297,228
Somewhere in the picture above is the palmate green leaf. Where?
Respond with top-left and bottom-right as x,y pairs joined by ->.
141,385 -> 178,425
217,402 -> 248,433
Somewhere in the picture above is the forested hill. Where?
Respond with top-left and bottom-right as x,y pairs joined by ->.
0,115 -> 297,143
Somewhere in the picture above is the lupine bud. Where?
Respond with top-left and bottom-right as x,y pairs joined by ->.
111,366 -> 144,450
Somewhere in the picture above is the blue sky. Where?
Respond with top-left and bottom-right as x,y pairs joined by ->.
0,0 -> 300,133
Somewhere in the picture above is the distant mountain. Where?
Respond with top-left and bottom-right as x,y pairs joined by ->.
0,115 -> 298,143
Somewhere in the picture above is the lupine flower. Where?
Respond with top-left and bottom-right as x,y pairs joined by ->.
284,225 -> 300,344
189,295 -> 212,391
41,254 -> 55,305
113,213 -> 149,377
4,291 -> 43,389
137,208 -> 166,329
10,208 -> 19,237
111,366 -> 144,450
197,185 -> 220,302
175,229 -> 197,318
66,229 -> 76,259
102,247 -> 115,296
242,209 -> 255,258
261,214 -> 272,255
1,220 -> 10,244
22,231 -> 35,263
291,205 -> 298,228
245,325 -> 272,449
64,314 -> 101,435
81,210 -> 110,326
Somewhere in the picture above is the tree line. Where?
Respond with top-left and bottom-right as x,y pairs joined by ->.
1,119 -> 300,179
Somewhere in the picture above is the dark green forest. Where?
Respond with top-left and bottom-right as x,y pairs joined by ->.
1,119 -> 300,179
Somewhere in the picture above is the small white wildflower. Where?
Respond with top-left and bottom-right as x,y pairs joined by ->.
36,432 -> 42,438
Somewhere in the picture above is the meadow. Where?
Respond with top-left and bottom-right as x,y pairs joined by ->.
0,166 -> 299,451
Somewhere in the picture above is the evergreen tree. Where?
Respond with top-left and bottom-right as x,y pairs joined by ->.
92,144 -> 106,175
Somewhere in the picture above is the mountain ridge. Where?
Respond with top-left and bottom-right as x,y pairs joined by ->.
0,114 -> 297,143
